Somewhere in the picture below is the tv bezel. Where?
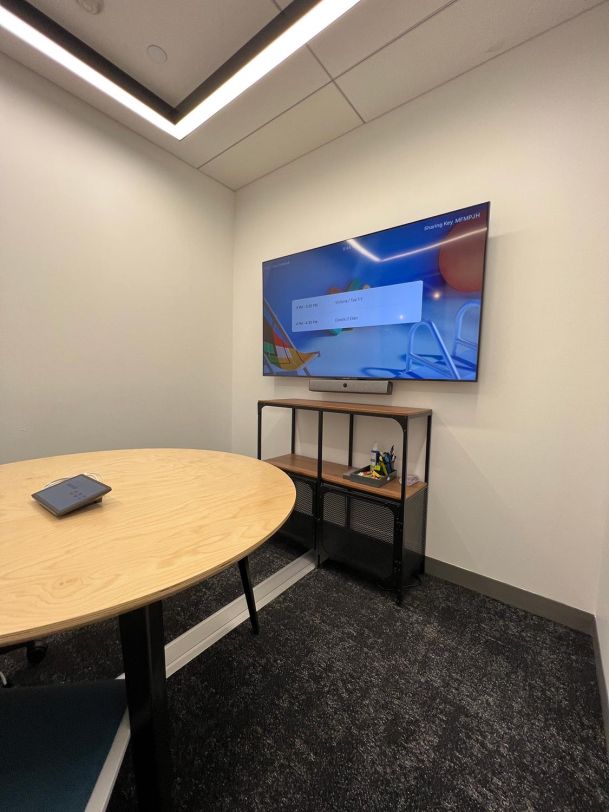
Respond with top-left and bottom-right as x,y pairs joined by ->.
262,201 -> 490,382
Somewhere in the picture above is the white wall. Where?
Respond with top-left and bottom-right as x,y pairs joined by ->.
0,53 -> 235,463
232,4 -> 609,612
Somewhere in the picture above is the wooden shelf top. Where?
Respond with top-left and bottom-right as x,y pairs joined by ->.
265,454 -> 427,502
259,398 -> 431,418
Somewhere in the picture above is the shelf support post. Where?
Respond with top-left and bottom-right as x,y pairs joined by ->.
315,410 -> 324,565
316,410 -> 324,482
420,413 -> 433,575
257,402 -> 263,460
395,416 -> 409,605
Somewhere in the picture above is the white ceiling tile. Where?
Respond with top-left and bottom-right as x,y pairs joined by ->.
1,0 -> 600,182
336,0 -> 601,121
200,84 -> 362,189
308,0 -> 452,78
30,0 -> 278,105
180,48 -> 329,166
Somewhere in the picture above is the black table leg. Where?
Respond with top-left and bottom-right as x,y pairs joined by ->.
119,601 -> 172,811
238,557 -> 259,635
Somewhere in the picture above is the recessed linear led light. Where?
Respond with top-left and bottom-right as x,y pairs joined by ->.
0,0 -> 362,140
0,5 -> 176,135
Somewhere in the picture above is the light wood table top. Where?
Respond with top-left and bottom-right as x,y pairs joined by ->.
0,449 -> 295,647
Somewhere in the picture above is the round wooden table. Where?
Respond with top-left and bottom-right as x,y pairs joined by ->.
0,448 -> 296,810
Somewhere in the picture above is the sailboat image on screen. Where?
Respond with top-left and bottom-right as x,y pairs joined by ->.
263,299 -> 319,375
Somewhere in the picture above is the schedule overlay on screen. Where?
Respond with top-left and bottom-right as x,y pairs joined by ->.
263,202 -> 489,380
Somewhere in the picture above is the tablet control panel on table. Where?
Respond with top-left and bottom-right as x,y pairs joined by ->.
32,474 -> 112,517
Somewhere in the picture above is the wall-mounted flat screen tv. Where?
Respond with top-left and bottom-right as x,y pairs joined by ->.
263,202 -> 489,381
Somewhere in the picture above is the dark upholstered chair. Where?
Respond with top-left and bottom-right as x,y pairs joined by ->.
0,679 -> 126,811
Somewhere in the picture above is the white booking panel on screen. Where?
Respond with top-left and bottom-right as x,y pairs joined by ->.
292,281 -> 423,333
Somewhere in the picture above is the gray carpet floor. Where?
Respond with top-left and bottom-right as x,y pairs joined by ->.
3,539 -> 609,810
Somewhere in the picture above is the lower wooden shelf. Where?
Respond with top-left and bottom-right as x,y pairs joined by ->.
264,453 -> 427,502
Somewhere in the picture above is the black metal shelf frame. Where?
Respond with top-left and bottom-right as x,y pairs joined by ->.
257,401 -> 432,604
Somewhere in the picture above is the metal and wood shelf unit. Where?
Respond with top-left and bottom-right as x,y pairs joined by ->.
257,398 -> 432,604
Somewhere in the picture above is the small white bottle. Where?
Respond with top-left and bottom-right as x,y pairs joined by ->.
370,442 -> 379,471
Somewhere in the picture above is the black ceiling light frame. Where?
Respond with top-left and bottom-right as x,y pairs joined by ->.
1,0 -> 322,126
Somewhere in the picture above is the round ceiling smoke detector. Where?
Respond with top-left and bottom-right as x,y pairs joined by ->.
76,0 -> 103,14
146,44 -> 168,64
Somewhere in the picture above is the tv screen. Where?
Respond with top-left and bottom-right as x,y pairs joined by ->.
263,202 -> 489,381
